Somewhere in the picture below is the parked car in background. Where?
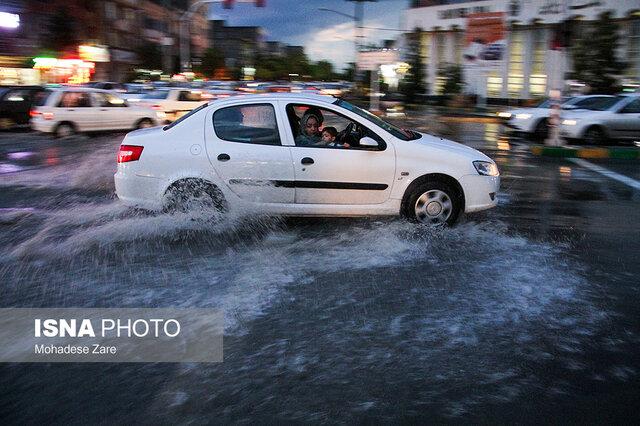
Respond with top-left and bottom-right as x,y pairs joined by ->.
0,85 -> 46,129
500,95 -> 616,140
130,88 -> 208,122
115,93 -> 499,225
560,94 -> 640,145
30,87 -> 162,137
86,81 -> 127,92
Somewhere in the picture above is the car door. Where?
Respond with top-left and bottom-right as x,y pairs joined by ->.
609,98 -> 640,139
283,102 -> 396,205
204,101 -> 295,204
56,91 -> 97,131
93,92 -> 132,130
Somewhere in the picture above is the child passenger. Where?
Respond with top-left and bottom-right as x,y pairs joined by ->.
321,127 -> 350,148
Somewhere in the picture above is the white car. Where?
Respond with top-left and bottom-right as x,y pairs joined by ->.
560,94 -> 640,145
500,95 -> 615,139
30,88 -> 162,137
115,94 -> 499,225
132,88 -> 209,122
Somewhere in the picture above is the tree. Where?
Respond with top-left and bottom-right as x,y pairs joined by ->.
438,63 -> 464,95
310,60 -> 335,80
399,28 -> 427,103
570,11 -> 627,94
342,62 -> 356,81
198,48 -> 226,78
134,44 -> 163,71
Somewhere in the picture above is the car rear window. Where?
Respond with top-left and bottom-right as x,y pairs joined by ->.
213,104 -> 281,146
33,90 -> 52,106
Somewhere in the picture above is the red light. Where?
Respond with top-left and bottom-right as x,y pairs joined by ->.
117,145 -> 144,163
29,109 -> 40,118
223,0 -> 234,9
151,104 -> 162,110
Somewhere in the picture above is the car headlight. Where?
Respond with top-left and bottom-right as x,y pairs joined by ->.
497,112 -> 512,118
473,161 -> 499,176
515,113 -> 532,120
562,119 -> 578,126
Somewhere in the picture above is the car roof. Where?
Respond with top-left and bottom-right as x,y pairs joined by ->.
209,92 -> 335,107
48,87 -> 116,93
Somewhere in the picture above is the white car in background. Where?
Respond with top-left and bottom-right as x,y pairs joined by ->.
131,88 -> 209,122
500,95 -> 615,140
30,87 -> 162,138
115,94 -> 499,225
560,94 -> 640,145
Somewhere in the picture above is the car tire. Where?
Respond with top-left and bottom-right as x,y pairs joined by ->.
533,119 -> 549,141
583,126 -> 606,146
136,118 -> 154,129
164,179 -> 227,214
403,180 -> 462,226
55,123 -> 75,139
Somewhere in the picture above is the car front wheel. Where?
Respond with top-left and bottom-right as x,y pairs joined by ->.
404,180 -> 462,225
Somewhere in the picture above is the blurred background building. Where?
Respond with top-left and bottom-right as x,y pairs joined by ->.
404,0 -> 640,102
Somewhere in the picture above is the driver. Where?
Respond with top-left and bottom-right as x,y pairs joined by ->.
295,110 -> 323,146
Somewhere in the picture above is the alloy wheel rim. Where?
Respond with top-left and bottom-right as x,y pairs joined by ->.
414,189 -> 452,224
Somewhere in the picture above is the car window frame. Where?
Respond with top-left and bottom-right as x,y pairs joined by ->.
619,98 -> 640,114
284,102 -> 387,151
212,102 -> 283,147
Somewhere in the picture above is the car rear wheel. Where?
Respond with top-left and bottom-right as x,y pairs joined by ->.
584,126 -> 606,145
164,179 -> 227,214
404,180 -> 462,226
136,118 -> 154,129
55,123 -> 75,138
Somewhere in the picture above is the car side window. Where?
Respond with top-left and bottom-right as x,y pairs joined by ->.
286,103 -> 384,150
58,92 -> 92,108
620,99 -> 640,114
213,104 -> 281,146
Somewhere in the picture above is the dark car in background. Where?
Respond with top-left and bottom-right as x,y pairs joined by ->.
0,86 -> 47,130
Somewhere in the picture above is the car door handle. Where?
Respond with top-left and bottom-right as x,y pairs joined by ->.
301,157 -> 314,165
217,153 -> 230,162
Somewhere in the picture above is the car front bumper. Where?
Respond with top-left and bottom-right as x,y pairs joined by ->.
459,174 -> 500,213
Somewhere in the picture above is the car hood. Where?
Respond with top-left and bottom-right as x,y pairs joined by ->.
411,132 -> 492,162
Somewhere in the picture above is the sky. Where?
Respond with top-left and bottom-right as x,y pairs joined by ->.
207,0 -> 410,71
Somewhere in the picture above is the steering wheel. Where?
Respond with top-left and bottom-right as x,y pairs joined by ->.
337,122 -> 364,147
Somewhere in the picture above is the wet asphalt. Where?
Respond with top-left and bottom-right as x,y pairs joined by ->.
0,121 -> 639,424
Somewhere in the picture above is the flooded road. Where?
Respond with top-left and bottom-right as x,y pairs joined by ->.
1,124 -> 639,423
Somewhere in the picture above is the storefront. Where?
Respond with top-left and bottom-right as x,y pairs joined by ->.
403,0 -> 640,100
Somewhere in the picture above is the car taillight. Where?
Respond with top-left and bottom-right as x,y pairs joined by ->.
151,105 -> 162,110
29,109 -> 40,118
117,145 -> 144,163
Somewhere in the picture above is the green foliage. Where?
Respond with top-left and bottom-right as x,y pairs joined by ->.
438,63 -> 464,95
197,48 -> 226,78
253,51 -> 336,81
342,62 -> 356,81
400,28 -> 427,103
570,11 -> 627,94
134,44 -> 163,71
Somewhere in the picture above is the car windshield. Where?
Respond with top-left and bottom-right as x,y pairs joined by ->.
142,90 -> 170,100
334,99 -> 419,140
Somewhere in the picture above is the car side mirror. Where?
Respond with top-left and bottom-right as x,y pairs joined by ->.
359,136 -> 379,148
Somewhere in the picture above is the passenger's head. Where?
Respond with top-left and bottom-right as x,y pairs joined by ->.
301,113 -> 321,136
321,126 -> 337,142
